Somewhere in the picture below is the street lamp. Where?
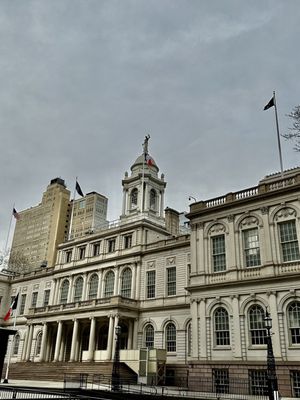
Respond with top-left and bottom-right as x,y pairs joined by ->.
112,325 -> 121,391
264,309 -> 279,400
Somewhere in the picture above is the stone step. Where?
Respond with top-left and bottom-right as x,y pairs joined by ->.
3,361 -> 137,383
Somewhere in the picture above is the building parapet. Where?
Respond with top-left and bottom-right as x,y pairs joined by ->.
27,295 -> 139,316
189,172 -> 300,215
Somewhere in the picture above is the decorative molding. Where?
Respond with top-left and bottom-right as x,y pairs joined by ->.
208,223 -> 226,235
274,207 -> 296,221
240,216 -> 259,228
146,261 -> 155,269
227,214 -> 234,223
45,281 -> 52,288
260,206 -> 269,215
166,257 -> 176,266
22,287 -> 27,293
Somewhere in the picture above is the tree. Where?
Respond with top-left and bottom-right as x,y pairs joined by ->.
282,105 -> 300,151
0,249 -> 30,275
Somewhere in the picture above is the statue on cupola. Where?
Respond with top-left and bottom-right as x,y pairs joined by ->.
120,136 -> 166,225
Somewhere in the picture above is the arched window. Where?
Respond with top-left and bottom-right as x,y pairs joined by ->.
13,334 -> 20,356
214,307 -> 230,346
150,189 -> 156,210
35,332 -> 43,356
104,271 -> 114,297
121,268 -> 132,298
165,322 -> 176,352
60,279 -> 69,304
187,322 -> 192,356
144,324 -> 154,348
88,274 -> 99,300
288,301 -> 300,344
249,305 -> 266,345
74,277 -> 83,302
131,189 -> 138,208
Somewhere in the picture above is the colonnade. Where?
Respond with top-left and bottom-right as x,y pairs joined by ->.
21,314 -> 138,363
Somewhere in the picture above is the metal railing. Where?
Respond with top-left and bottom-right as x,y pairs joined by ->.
62,373 -> 270,399
0,386 -> 77,399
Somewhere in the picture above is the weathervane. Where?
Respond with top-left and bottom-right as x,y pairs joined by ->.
143,134 -> 150,154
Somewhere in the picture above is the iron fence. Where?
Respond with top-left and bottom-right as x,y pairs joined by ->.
0,386 -> 76,399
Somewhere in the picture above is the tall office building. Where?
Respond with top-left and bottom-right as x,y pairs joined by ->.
69,192 -> 108,239
10,178 -> 71,270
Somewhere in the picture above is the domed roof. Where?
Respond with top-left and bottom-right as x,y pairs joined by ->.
131,153 -> 159,172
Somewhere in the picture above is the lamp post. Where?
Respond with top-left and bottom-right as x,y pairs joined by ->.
264,309 -> 279,400
112,325 -> 121,391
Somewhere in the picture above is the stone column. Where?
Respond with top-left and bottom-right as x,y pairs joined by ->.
21,328 -> 29,361
260,207 -> 273,264
131,264 -> 137,300
127,320 -> 133,350
135,263 -> 141,300
106,315 -> 114,360
231,295 -> 242,359
199,299 -> 207,359
67,276 -> 74,303
114,268 -> 120,296
54,321 -> 63,362
191,299 -> 199,360
227,215 -> 237,269
97,271 -> 103,299
50,279 -> 57,305
268,292 -> 282,358
39,323 -> 48,362
87,317 -> 96,362
70,319 -> 79,362
132,318 -> 138,349
112,314 -> 119,358
25,324 -> 34,361
82,275 -> 88,301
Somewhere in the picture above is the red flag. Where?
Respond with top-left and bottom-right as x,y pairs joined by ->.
13,208 -> 20,220
145,154 -> 154,166
4,293 -> 19,321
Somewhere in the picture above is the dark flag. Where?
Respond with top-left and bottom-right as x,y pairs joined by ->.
76,181 -> 84,197
13,208 -> 20,220
264,96 -> 275,110
4,293 -> 19,321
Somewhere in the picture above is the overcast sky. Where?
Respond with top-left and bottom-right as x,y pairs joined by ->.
1,0 -> 300,250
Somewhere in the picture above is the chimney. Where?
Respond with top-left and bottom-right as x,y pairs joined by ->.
165,207 -> 180,236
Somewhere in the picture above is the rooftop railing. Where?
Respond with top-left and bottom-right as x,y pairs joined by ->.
192,173 -> 300,211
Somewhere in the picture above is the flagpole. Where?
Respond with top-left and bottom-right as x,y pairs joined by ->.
3,296 -> 18,384
4,204 -> 15,255
140,150 -> 145,214
68,178 -> 78,240
273,91 -> 284,178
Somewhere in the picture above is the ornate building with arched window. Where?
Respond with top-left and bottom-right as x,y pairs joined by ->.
1,144 -> 300,396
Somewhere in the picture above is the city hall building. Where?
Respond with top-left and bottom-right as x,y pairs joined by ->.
1,146 -> 300,396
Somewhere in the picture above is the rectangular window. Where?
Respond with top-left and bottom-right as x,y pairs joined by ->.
65,250 -> 72,263
31,292 -> 38,308
43,290 -> 50,306
78,246 -> 86,260
19,294 -> 26,315
213,369 -> 229,394
108,238 -> 116,253
147,270 -> 156,299
243,228 -> 261,267
212,235 -> 226,272
93,242 -> 101,256
279,221 -> 300,262
124,234 -> 132,249
249,370 -> 268,396
291,371 -> 300,397
167,267 -> 176,296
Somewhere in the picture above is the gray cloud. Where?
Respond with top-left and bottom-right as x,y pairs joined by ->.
1,0 -> 299,247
